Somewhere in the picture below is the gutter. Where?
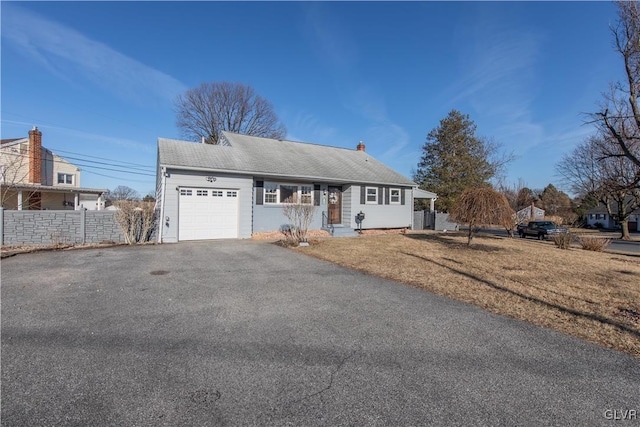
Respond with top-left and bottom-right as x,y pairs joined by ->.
159,163 -> 416,188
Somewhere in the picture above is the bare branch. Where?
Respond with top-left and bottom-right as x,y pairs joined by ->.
175,81 -> 286,144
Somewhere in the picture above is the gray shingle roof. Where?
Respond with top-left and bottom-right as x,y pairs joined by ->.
158,132 -> 416,186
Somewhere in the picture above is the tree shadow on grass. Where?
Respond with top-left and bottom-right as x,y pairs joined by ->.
403,232 -> 504,252
401,251 -> 640,339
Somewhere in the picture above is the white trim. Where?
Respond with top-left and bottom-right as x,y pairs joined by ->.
263,181 -> 314,205
158,166 -> 167,243
390,188 -> 401,204
161,164 -> 414,187
366,186 -> 378,204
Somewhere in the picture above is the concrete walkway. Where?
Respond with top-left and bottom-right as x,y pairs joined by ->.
1,241 -> 638,425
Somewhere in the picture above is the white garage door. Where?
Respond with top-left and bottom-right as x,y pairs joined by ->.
178,188 -> 239,240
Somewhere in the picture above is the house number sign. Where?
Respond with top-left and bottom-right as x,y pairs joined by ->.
206,176 -> 217,182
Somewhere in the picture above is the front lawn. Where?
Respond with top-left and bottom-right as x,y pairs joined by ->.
297,232 -> 640,358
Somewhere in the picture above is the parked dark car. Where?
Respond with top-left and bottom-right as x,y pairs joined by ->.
517,221 -> 568,240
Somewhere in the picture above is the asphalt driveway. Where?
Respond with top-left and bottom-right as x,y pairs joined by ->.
2,241 -> 638,426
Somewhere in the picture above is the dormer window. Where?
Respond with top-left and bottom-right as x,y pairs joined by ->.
57,173 -> 74,185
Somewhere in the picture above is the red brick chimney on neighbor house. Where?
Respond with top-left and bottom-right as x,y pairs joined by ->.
356,141 -> 365,152
28,126 -> 42,184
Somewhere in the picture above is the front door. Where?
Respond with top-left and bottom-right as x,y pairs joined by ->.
328,186 -> 342,224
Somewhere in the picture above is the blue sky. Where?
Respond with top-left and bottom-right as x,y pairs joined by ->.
1,1 -> 623,197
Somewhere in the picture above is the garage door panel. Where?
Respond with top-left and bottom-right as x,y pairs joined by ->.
179,188 -> 239,240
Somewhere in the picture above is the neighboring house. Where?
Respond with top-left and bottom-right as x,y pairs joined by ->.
516,204 -> 545,224
586,202 -> 640,231
156,132 -> 436,242
1,126 -> 107,210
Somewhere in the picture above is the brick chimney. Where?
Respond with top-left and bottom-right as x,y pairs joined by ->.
28,126 -> 42,184
356,141 -> 365,152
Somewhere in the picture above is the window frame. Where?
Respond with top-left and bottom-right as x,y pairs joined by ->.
366,186 -> 378,204
390,188 -> 401,204
57,173 -> 74,185
263,182 -> 314,205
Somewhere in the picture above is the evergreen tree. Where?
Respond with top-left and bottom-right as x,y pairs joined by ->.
415,110 -> 497,212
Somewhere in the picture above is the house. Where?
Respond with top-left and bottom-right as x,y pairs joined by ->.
156,132 -> 436,242
586,201 -> 640,231
1,126 -> 107,210
516,204 -> 545,224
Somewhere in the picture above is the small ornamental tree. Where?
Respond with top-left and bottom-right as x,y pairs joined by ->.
449,187 -> 515,245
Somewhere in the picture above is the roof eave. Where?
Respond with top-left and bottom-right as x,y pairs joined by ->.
160,163 -> 416,187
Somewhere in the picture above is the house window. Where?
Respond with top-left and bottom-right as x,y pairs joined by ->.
196,190 -> 208,196
57,173 -> 74,184
390,188 -> 401,204
180,189 -> 192,196
227,191 -> 238,197
212,191 -> 223,197
300,186 -> 312,205
366,187 -> 378,204
279,185 -> 297,203
264,183 -> 278,204
263,182 -> 313,205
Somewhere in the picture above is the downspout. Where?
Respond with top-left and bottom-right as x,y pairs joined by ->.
158,166 -> 167,243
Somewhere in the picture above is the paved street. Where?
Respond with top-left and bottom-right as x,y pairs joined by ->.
2,241 -> 638,425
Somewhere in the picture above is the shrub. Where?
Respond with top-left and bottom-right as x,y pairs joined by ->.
552,233 -> 572,249
578,236 -> 611,252
113,200 -> 156,244
282,202 -> 317,244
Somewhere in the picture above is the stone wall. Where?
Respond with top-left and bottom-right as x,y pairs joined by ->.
0,209 -> 126,246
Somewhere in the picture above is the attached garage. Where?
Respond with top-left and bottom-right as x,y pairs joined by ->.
178,187 -> 239,240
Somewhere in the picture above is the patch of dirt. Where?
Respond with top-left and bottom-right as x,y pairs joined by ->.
1,241 -> 131,258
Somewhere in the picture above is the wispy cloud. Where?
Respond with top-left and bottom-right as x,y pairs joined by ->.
443,17 -> 550,155
1,119 -> 155,154
2,4 -> 187,106
284,111 -> 340,145
302,3 -> 413,172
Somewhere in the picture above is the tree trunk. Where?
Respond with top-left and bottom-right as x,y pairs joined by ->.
467,226 -> 473,245
620,219 -> 630,240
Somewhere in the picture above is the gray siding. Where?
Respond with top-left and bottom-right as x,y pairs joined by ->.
253,181 -> 327,233
342,185 -> 353,227
160,169 -> 253,242
346,186 -> 413,229
1,209 -> 125,245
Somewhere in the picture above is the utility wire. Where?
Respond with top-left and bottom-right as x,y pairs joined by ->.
47,147 -> 155,169
82,169 -> 156,184
2,150 -> 155,177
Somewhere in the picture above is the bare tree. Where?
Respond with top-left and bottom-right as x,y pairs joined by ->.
1,144 -> 40,209
557,134 -> 640,239
592,1 -> 640,179
175,81 -> 287,144
448,186 -> 515,245
106,185 -> 140,204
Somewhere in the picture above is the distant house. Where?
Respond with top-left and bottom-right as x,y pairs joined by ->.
1,127 -> 107,210
516,204 -> 545,224
586,201 -> 640,231
156,132 -> 437,241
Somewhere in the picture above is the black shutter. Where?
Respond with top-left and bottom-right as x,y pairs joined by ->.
401,188 -> 406,205
378,187 -> 383,205
314,184 -> 320,206
256,180 -> 264,205
360,186 -> 366,204
385,187 -> 390,205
